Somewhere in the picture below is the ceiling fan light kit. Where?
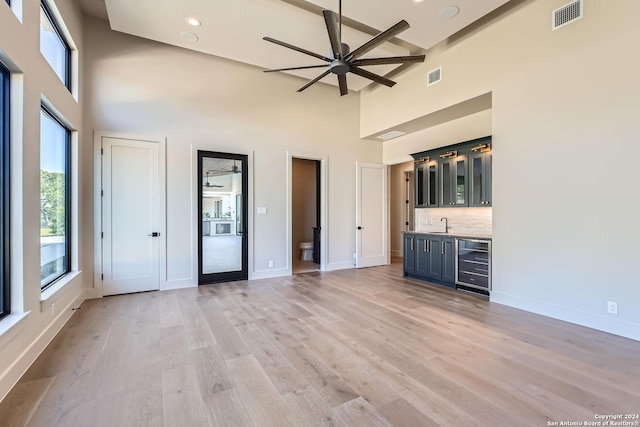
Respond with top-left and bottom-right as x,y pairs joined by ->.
263,0 -> 425,96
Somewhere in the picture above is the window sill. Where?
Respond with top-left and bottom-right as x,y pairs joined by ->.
40,270 -> 81,312
0,311 -> 30,346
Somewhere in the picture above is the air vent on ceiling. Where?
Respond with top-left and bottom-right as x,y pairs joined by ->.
427,67 -> 442,86
553,0 -> 582,30
376,130 -> 407,141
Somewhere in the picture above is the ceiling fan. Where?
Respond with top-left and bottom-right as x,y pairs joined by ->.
263,0 -> 425,96
204,172 -> 223,188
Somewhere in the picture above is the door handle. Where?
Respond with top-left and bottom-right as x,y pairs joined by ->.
148,232 -> 160,237
357,226 -> 363,230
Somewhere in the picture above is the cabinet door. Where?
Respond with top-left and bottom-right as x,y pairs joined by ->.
469,152 -> 492,207
415,236 -> 429,277
414,163 -> 425,207
415,161 -> 438,208
441,156 -> 468,207
403,235 -> 415,275
441,238 -> 456,283
425,237 -> 442,280
424,161 -> 438,207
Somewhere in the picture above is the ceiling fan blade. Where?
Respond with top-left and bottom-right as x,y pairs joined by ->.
264,64 -> 329,73
351,55 -> 426,67
297,70 -> 332,92
263,37 -> 332,62
338,74 -> 348,96
323,10 -> 342,59
350,66 -> 396,87
347,20 -> 410,60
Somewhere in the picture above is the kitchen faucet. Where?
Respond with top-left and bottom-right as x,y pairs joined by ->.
441,217 -> 448,233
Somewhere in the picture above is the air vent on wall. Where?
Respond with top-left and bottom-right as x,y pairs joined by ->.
553,0 -> 582,30
427,67 -> 442,86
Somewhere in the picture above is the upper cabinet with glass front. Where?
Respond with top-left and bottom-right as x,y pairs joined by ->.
412,137 -> 491,209
415,159 -> 438,208
469,147 -> 492,207
440,152 -> 467,207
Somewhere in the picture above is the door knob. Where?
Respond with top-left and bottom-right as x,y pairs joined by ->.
357,226 -> 363,230
148,232 -> 160,237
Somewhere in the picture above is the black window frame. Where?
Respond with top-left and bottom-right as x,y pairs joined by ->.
0,62 -> 10,319
40,0 -> 71,91
40,104 -> 71,291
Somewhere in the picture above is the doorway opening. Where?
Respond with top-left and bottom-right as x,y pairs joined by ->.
198,151 -> 248,284
292,158 -> 321,274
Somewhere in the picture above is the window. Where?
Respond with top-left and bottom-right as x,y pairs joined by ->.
40,106 -> 70,290
40,1 -> 71,89
0,62 -> 9,319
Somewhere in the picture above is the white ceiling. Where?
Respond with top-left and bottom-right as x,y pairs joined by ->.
80,0 -> 511,93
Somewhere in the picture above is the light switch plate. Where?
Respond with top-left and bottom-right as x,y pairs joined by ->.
257,207 -> 267,214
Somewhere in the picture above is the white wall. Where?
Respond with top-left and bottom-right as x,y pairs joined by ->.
0,0 -> 88,402
363,0 -> 640,340
83,17 -> 382,284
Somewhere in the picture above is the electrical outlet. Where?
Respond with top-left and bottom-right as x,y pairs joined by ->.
607,301 -> 618,315
268,260 -> 274,268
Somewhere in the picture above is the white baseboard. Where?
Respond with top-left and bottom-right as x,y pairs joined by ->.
250,268 -> 290,280
162,279 -> 196,291
0,289 -> 85,403
491,291 -> 640,342
324,261 -> 355,272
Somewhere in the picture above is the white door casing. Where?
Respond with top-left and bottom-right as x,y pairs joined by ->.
356,162 -> 389,268
102,137 -> 160,295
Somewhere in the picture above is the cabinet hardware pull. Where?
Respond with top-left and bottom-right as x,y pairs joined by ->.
427,240 -> 430,252
441,241 -> 445,254
411,238 -> 414,250
424,240 -> 427,252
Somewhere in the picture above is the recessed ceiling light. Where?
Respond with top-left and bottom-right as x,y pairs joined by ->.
413,0 -> 426,3
180,31 -> 199,42
186,17 -> 201,27
439,6 -> 460,19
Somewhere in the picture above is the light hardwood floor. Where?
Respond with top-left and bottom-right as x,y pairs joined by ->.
1,262 -> 639,426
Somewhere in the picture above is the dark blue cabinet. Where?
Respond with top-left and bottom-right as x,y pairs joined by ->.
412,136 -> 491,209
415,160 -> 438,208
442,238 -> 455,283
469,151 -> 492,207
403,234 -> 416,275
403,233 -> 455,288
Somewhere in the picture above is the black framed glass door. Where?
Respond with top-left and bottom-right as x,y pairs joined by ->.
198,151 -> 248,284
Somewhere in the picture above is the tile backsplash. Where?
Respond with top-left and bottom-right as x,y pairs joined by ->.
415,207 -> 492,235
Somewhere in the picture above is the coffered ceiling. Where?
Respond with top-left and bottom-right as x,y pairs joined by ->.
79,0 -> 512,93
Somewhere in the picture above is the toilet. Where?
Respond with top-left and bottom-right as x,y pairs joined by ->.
299,242 -> 314,261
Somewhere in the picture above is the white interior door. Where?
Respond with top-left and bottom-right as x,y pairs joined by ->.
102,137 -> 160,296
356,162 -> 388,268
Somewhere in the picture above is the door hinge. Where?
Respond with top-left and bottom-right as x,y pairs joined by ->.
101,190 -> 103,196
101,232 -> 103,238
406,200 -> 409,204
101,274 -> 104,280
101,148 -> 104,155
406,222 -> 409,226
